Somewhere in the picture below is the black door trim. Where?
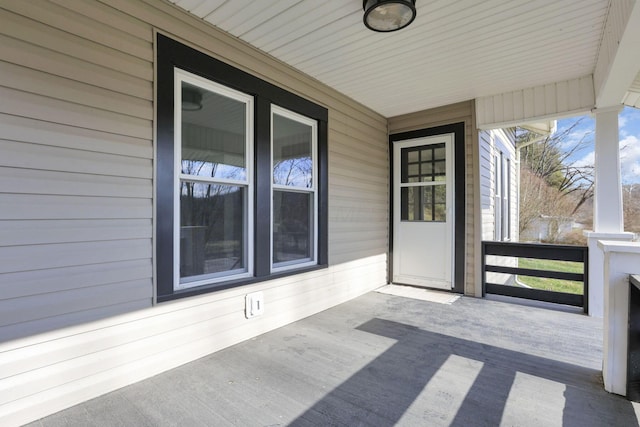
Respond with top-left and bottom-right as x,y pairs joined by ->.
389,122 -> 466,294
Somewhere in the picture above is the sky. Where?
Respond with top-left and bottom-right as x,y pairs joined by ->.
559,106 -> 640,185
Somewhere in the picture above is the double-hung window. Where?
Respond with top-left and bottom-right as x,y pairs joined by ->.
271,106 -> 317,271
156,35 -> 328,302
175,71 -> 254,289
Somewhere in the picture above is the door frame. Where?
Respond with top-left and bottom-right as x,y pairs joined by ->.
389,122 -> 466,294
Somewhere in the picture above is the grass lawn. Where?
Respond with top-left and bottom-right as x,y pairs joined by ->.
517,258 -> 584,295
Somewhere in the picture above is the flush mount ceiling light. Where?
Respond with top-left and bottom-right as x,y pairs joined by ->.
182,87 -> 203,111
363,0 -> 416,32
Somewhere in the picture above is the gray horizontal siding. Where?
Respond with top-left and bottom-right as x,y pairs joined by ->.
0,33 -> 153,100
0,219 -> 152,247
0,6 -> 153,79
0,139 -> 152,178
0,114 -> 152,158
0,0 -> 156,345
0,61 -> 152,120
0,86 -> 152,139
0,279 -> 151,329
0,168 -> 151,198
0,240 -> 151,274
0,194 -> 152,220
0,259 -> 152,299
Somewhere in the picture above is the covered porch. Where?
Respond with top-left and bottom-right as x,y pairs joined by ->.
3,0 -> 640,424
29,289 -> 637,426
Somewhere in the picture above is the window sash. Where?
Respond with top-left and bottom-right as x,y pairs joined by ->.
271,105 -> 318,271
174,69 -> 254,289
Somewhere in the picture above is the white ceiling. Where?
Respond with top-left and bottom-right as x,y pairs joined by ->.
169,0 -> 621,118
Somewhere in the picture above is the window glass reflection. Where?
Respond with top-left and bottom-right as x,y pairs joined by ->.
273,113 -> 312,188
180,181 -> 245,281
273,190 -> 312,264
181,82 -> 246,181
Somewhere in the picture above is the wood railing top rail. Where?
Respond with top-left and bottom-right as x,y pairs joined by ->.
482,241 -> 588,262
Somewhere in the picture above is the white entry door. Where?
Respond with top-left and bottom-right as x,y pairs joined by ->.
393,134 -> 454,290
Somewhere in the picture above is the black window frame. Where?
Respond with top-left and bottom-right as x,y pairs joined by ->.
156,34 -> 328,302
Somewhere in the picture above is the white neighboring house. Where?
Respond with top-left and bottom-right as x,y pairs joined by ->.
520,215 -> 577,243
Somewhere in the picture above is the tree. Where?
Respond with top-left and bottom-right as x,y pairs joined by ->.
518,119 -> 594,212
517,119 -> 594,241
624,184 -> 640,233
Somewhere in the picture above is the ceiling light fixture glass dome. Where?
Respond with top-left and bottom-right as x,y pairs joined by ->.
363,0 -> 417,32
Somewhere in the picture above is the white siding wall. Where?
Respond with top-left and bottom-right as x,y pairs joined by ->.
479,129 -> 518,285
480,130 -> 495,241
387,101 -> 479,296
0,1 -> 389,425
479,129 -> 518,242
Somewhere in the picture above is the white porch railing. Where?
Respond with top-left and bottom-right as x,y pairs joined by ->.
598,240 -> 640,397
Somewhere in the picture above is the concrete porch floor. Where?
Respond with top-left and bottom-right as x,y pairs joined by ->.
28,290 -> 639,426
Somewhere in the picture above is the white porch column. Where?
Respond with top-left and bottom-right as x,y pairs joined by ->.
593,106 -> 624,232
585,106 -> 634,318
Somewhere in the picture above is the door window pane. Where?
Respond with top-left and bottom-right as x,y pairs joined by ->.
181,82 -> 247,180
401,185 -> 447,222
273,190 -> 312,263
273,113 -> 313,188
180,182 -> 246,282
434,184 -> 446,203
434,203 -> 446,221
401,144 -> 447,222
402,143 -> 446,183
401,186 -> 419,221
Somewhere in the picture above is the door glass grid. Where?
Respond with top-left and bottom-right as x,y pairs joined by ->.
401,143 -> 446,222
403,143 -> 446,183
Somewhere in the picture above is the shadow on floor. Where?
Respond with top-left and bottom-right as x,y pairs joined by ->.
290,318 -> 637,427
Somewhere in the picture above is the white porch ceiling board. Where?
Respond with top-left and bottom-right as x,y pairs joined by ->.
246,2 -> 361,52
631,74 -> 640,93
625,92 -> 640,109
594,0 -> 640,107
168,0 -> 612,118
321,30 -> 602,98
314,3 -> 605,91
475,76 -> 595,129
201,0 -> 298,32
173,0 -> 210,12
213,0 -> 302,37
299,0 -> 602,80
625,72 -> 640,109
185,0 -> 225,17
